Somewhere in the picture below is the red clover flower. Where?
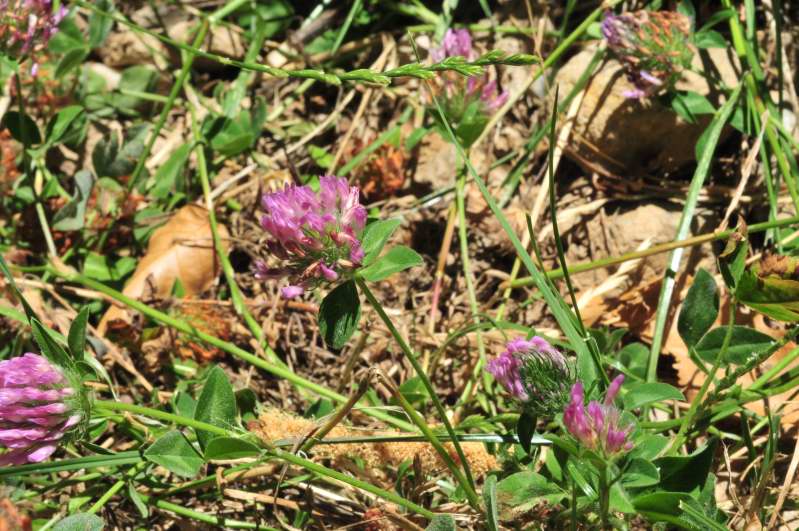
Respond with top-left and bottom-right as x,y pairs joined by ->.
601,10 -> 693,99
487,337 -> 574,417
427,29 -> 508,146
0,353 -> 83,465
257,175 -> 367,299
563,374 -> 633,457
0,1 -> 68,74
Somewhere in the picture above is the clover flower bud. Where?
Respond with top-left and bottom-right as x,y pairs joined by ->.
0,353 -> 84,465
427,29 -> 508,146
563,375 -> 633,457
0,1 -> 67,73
486,337 -> 574,417
601,10 -> 693,99
257,175 -> 367,299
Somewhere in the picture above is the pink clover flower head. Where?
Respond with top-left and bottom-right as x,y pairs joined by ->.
0,353 -> 82,465
0,0 -> 67,69
426,29 -> 507,146
563,374 -> 634,457
258,175 -> 367,298
487,336 -> 574,416
601,10 -> 693,99
430,28 -> 474,62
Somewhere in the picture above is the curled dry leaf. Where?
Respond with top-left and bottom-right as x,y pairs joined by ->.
97,205 -> 229,335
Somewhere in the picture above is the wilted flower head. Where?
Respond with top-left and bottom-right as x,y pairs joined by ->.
427,28 -> 508,146
486,337 -> 574,416
0,353 -> 83,465
257,175 -> 367,299
563,375 -> 633,457
0,1 -> 67,73
601,10 -> 693,99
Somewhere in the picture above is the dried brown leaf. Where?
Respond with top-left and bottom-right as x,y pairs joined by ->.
97,205 -> 229,335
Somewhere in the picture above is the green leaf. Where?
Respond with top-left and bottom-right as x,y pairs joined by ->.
654,440 -> 716,494
483,475 -> 499,531
204,437 -> 261,460
150,143 -> 192,199
53,513 -> 105,531
694,326 -> 775,365
53,170 -> 94,231
56,48 -> 89,78
88,0 -> 114,48
425,515 -> 456,531
516,410 -> 537,455
633,491 -> 694,523
308,145 -> 333,169
318,280 -> 361,349
622,382 -> 685,410
360,219 -> 403,266
358,245 -> 423,282
394,376 -> 429,407
629,434 -> 669,461
671,92 -> 715,124
694,29 -> 727,49
719,222 -> 749,291
610,481 -> 635,514
112,66 -> 158,115
678,269 -> 719,347
208,114 -> 256,157
496,471 -> 567,513
82,252 -> 136,282
144,430 -> 204,478
618,343 -> 649,380
622,458 -> 660,488
0,253 -> 36,321
736,268 -> 799,321
68,307 -> 90,360
2,111 -> 41,145
194,366 -> 237,449
127,482 -> 149,518
45,105 -> 85,147
30,318 -> 73,371
92,125 -> 150,179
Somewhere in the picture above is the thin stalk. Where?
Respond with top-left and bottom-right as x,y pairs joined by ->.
428,203 -> 457,333
86,462 -> 145,514
646,85 -> 742,386
0,452 -> 142,477
355,277 -> 480,507
271,448 -> 435,518
126,20 -> 209,192
95,400 -> 231,436
749,346 -> 799,391
33,165 -> 58,258
424,62 -> 594,388
722,0 -> 799,213
95,400 -> 435,518
453,163 -> 491,413
190,102 -> 280,363
330,0 -> 361,56
13,74 -> 57,258
598,464 -> 609,529
377,370 -> 480,509
472,0 -> 621,147
667,303 -> 737,455
138,494 -> 262,529
546,90 -> 606,385
507,214 -> 799,288
72,0 -> 536,87
54,273 -> 414,431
